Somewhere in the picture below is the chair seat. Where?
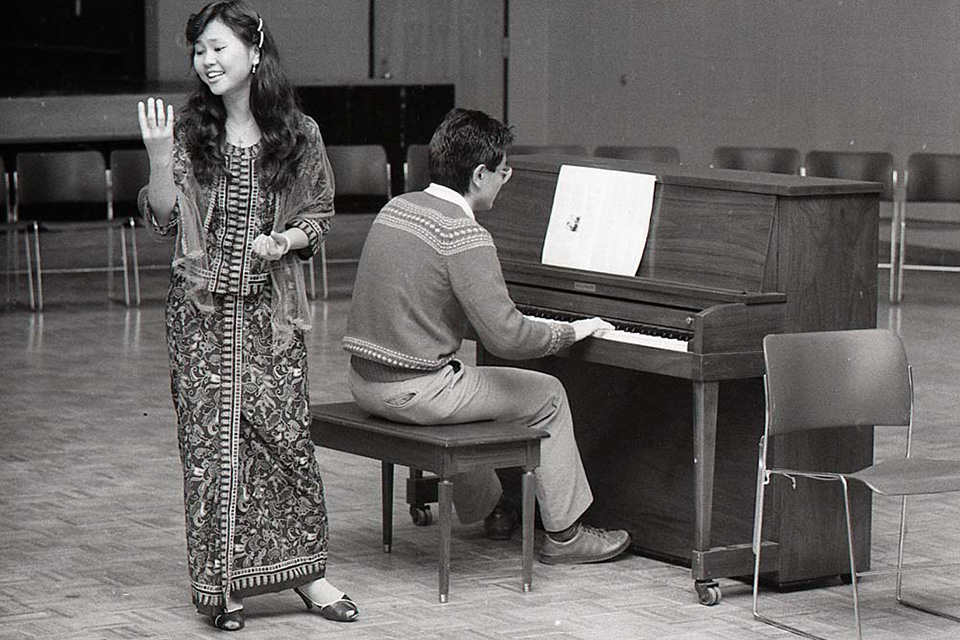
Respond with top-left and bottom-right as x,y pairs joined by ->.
850,458 -> 960,495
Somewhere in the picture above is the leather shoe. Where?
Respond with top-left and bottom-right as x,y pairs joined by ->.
294,587 -> 359,622
483,496 -> 518,540
538,524 -> 631,565
212,607 -> 245,631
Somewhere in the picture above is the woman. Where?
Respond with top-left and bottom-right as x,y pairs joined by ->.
136,1 -> 357,630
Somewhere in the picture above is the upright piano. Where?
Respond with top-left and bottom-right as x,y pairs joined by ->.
475,154 -> 879,604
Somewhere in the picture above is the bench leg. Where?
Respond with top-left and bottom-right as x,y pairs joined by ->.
521,468 -> 536,592
382,462 -> 394,553
438,477 -> 453,603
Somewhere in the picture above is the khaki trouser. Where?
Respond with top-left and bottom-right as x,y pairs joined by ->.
348,360 -> 593,531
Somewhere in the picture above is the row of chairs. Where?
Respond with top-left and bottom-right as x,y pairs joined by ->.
711,148 -> 960,304
2,150 -> 145,310
7,143 -> 953,308
0,144 -> 397,307
507,144 -> 682,164
400,143 -> 683,194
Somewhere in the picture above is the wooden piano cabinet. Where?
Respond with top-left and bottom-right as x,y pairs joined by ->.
476,154 -> 881,603
479,353 -> 872,576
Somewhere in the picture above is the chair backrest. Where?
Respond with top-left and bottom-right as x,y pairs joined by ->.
593,145 -> 680,164
326,145 -> 391,198
404,143 -> 431,193
762,329 -> 912,438
509,144 -> 588,157
15,150 -> 108,206
109,148 -> 151,204
711,146 -> 801,175
1,156 -> 9,222
904,153 -> 960,203
803,150 -> 896,202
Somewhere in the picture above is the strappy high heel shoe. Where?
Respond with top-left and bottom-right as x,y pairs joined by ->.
212,607 -> 245,631
293,586 -> 359,622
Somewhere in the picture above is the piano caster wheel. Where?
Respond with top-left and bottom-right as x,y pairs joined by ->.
410,505 -> 433,526
695,579 -> 722,606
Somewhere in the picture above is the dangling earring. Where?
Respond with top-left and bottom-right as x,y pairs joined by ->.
251,62 -> 259,74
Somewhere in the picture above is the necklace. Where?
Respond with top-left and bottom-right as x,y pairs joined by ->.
225,119 -> 260,147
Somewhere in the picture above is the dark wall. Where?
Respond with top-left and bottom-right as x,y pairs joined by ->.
2,0 -> 145,95
298,84 -> 455,200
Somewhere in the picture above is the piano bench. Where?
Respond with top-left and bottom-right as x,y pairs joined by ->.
308,401 -> 548,603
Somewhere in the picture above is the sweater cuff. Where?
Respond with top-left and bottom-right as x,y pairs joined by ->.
547,323 -> 577,355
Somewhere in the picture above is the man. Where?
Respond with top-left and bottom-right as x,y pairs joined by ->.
343,108 -> 630,565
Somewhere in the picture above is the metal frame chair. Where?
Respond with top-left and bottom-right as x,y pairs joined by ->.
1,156 -> 42,310
803,151 -> 899,302
889,153 -> 960,304
14,150 -> 140,306
319,144 -> 393,300
711,146 -> 801,175
754,329 -> 960,640
593,145 -> 680,164
1,220 -> 42,311
107,149 -> 148,305
403,143 -> 430,193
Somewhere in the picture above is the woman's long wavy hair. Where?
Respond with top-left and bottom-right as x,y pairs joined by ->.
180,1 -> 308,192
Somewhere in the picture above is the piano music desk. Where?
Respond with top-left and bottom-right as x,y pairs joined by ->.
309,401 -> 547,603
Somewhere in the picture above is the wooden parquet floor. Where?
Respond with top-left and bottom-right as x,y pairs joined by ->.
3,257 -> 960,640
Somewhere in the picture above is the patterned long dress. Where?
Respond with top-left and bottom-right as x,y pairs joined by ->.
143,115 -> 334,612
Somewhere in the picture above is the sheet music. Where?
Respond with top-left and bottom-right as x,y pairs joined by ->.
541,164 -> 656,276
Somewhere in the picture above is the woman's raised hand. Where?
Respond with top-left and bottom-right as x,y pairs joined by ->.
137,97 -> 174,164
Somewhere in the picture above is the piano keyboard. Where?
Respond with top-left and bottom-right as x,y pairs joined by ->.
521,308 -> 691,353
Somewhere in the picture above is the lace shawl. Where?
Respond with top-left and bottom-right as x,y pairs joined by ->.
140,114 -> 335,350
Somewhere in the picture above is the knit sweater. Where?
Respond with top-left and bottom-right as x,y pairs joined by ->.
343,191 -> 576,378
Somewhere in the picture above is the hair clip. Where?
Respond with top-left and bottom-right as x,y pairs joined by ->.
256,17 -> 264,48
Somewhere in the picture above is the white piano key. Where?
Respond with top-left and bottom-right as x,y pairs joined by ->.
593,328 -> 689,352
524,314 -> 689,352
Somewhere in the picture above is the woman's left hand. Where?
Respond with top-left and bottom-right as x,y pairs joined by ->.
252,232 -> 290,261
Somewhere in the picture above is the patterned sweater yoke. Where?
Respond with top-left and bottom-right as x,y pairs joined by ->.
375,195 -> 495,256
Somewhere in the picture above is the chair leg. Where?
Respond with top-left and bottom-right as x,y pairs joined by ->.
107,224 -> 116,295
381,461 -> 394,553
521,468 -> 536,593
32,222 -> 43,311
896,494 -> 908,602
894,200 -> 907,303
839,478 -> 864,640
751,446 -> 767,618
888,198 -> 900,304
119,223 -> 131,307
128,218 -> 141,307
438,477 -> 453,603
894,494 -> 960,622
21,225 -> 36,311
320,242 -> 329,299
754,475 -> 865,640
